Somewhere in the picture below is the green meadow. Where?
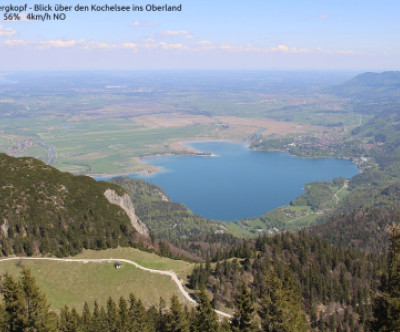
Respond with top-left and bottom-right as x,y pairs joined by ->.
0,248 -> 196,312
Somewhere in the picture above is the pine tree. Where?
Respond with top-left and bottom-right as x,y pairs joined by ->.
281,267 -> 308,332
70,308 -> 82,331
231,280 -> 258,332
106,297 -> 119,332
128,293 -> 137,328
372,226 -> 400,331
118,296 -> 129,332
147,305 -> 160,332
164,294 -> 190,332
1,273 -> 27,332
90,300 -> 101,332
259,267 -> 307,332
81,302 -> 91,332
128,293 -> 149,331
59,305 -> 81,332
0,303 -> 5,331
20,267 -> 55,331
98,306 -> 108,331
220,318 -> 232,332
194,288 -> 220,332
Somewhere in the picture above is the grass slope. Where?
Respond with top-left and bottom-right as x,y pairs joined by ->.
0,248 -> 195,312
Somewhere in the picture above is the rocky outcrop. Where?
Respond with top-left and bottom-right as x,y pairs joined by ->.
1,219 -> 8,237
104,189 -> 149,236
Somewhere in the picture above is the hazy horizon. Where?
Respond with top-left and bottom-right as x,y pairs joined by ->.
0,0 -> 399,70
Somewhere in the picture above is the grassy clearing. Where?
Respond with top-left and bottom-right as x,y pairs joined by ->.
336,186 -> 350,200
0,248 -> 196,312
224,221 -> 256,238
72,247 -> 195,279
226,204 -> 323,238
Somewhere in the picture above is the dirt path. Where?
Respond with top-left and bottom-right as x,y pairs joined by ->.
0,256 -> 232,319
333,181 -> 349,204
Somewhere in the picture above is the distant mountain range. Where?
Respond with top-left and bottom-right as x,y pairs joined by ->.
328,71 -> 400,106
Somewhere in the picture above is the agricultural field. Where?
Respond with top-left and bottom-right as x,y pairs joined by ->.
0,71 -> 360,176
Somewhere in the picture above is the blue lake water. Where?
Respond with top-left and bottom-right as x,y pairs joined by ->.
129,141 -> 359,221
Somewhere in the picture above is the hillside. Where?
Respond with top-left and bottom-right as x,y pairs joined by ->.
328,71 -> 400,102
189,231 -> 384,331
310,181 -> 400,253
327,71 -> 400,115
0,247 -> 195,311
0,153 -> 141,257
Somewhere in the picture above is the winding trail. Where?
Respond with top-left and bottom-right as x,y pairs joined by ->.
0,256 -> 232,319
333,181 -> 349,204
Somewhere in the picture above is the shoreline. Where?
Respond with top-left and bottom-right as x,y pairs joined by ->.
250,145 -> 363,173
140,152 -> 217,159
90,139 -> 360,179
89,139 -> 226,179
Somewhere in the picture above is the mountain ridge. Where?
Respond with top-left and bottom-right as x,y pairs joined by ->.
0,153 -> 139,257
327,70 -> 400,105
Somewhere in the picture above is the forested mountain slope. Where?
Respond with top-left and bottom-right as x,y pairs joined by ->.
0,153 -> 140,257
311,111 -> 400,253
311,183 -> 400,253
327,71 -> 400,106
189,231 -> 384,331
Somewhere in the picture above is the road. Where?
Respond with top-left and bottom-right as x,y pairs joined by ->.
0,256 -> 232,319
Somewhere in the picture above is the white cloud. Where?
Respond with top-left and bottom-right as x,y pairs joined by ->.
38,40 -> 81,49
161,30 -> 195,39
3,39 -> 26,46
87,41 -> 112,49
198,40 -> 215,50
318,14 -> 329,19
0,37 -> 372,59
210,43 -> 310,54
158,42 -> 187,50
2,39 -> 111,50
220,44 -> 234,51
0,25 -> 17,37
131,21 -> 158,27
272,44 -> 289,52
198,40 -> 212,45
269,44 -> 310,53
316,47 -> 363,55
121,42 -> 137,49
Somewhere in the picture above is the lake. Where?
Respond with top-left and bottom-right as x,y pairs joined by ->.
130,141 -> 359,221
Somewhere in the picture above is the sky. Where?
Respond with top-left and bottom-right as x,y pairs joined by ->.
0,0 -> 399,70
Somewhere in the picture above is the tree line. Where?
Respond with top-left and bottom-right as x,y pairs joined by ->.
1,224 -> 399,331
